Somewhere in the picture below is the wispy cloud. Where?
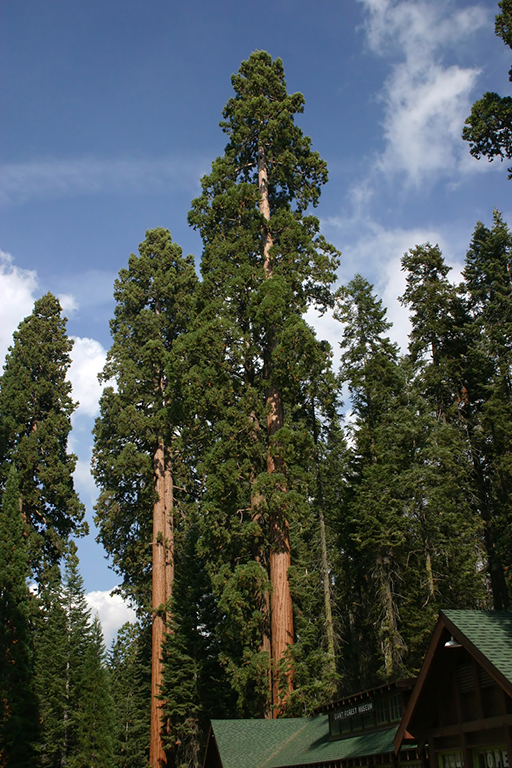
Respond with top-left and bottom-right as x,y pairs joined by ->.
0,156 -> 204,206
358,0 -> 489,186
322,214 -> 467,351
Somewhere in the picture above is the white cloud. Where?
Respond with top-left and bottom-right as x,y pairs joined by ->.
68,336 -> 108,418
0,156 -> 204,206
85,589 -> 137,647
58,292 -> 79,314
72,454 -> 98,509
358,0 -> 489,185
0,250 -> 38,363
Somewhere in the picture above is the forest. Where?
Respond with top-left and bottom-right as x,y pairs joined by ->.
2,13 -> 512,768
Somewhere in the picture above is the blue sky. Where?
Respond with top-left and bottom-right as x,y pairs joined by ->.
1,0 -> 510,642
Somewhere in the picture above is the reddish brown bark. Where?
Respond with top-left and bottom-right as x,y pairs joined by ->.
258,140 -> 294,712
266,386 -> 294,712
150,438 -> 174,768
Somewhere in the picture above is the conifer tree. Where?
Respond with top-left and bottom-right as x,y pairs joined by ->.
189,50 -> 339,711
34,565 -> 69,768
338,273 -> 484,684
460,211 -> 512,608
0,293 -> 85,574
93,227 -> 198,766
0,466 -> 38,767
463,0 -> 512,177
63,542 -> 95,757
110,623 -> 151,768
400,243 -> 468,416
335,275 -> 407,682
35,543 -> 99,768
71,615 -> 115,768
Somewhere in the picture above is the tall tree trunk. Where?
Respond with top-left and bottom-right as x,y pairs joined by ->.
150,437 -> 174,768
267,386 -> 294,712
259,140 -> 294,711
470,446 -> 510,609
311,402 -> 336,675
319,507 -> 336,663
376,552 -> 404,679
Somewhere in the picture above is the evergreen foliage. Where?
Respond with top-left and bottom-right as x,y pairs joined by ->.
0,293 -> 85,574
71,615 -> 115,768
93,227 -> 197,607
335,275 -> 484,687
34,566 -> 69,768
188,49 -> 341,714
463,1 -> 512,177
0,466 -> 38,767
109,622 -> 151,768
5,49 -> 512,768
460,211 -> 512,608
35,545 -> 116,768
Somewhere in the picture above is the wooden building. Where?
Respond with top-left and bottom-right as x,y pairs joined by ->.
203,679 -> 420,768
203,610 -> 512,768
395,610 -> 512,768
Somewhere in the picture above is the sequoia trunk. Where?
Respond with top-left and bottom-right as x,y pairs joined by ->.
150,437 -> 174,768
259,141 -> 294,711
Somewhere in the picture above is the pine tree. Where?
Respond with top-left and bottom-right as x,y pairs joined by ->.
188,50 -> 339,712
63,542 -> 94,759
34,565 -> 70,768
93,227 -> 198,766
337,272 -> 484,684
110,622 -> 151,768
460,211 -> 512,608
71,615 -> 115,768
335,275 -> 407,682
399,243 -> 468,416
0,293 -> 85,574
0,466 -> 38,767
35,543 -> 97,767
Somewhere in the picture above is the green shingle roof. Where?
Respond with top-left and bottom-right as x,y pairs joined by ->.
210,717 -> 398,768
442,610 -> 512,688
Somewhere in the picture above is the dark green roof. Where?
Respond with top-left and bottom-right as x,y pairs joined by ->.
442,610 -> 512,688
210,718 -> 399,768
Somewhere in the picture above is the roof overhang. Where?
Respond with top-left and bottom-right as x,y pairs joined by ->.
394,611 -> 512,755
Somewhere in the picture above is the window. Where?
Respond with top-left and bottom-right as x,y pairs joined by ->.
329,713 -> 341,737
389,693 -> 402,722
376,698 -> 389,724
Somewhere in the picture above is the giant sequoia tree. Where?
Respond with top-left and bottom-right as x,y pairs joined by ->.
93,228 -> 197,767
188,50 -> 339,712
0,293 -> 85,573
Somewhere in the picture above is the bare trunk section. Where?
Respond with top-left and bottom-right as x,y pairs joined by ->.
319,507 -> 336,662
251,485 -> 272,716
376,553 -> 404,679
259,140 -> 294,712
267,386 -> 294,713
425,549 -> 435,601
150,437 -> 174,768
258,141 -> 273,278
311,401 -> 336,685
